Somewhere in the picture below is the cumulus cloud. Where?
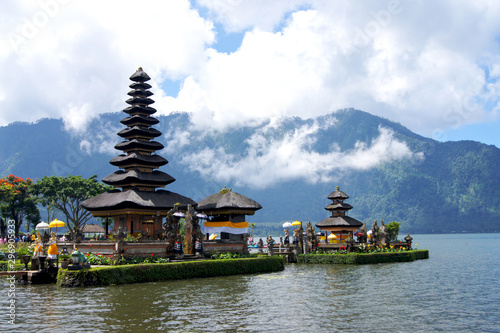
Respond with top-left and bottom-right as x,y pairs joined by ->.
0,0 -> 213,131
180,123 -> 422,189
0,0 -> 499,141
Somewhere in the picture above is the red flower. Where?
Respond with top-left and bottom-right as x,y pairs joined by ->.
151,254 -> 154,256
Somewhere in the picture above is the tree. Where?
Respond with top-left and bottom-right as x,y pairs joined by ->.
0,175 -> 40,236
387,221 -> 401,241
32,175 -> 112,236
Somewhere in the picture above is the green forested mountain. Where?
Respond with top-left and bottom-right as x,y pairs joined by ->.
1,109 -> 499,234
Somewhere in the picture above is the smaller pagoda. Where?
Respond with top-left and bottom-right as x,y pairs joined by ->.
197,186 -> 262,252
315,186 -> 363,243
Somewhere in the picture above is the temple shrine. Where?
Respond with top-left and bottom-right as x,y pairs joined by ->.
315,186 -> 363,245
197,186 -> 262,253
81,68 -> 197,241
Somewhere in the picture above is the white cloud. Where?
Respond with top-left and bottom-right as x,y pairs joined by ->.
180,123 -> 421,189
0,0 -> 499,141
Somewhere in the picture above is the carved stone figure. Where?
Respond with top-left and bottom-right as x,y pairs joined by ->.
404,233 -> 413,249
267,236 -> 275,256
359,223 -> 368,243
258,238 -> 264,254
284,229 -> 290,245
379,220 -> 389,247
184,204 -> 194,255
371,220 -> 379,246
345,233 -> 355,252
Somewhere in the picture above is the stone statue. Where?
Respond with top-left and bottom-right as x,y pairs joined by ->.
371,220 -> 379,246
379,220 -> 389,247
184,204 -> 194,255
359,223 -> 368,243
298,224 -> 304,253
305,221 -> 317,252
257,238 -> 264,254
284,229 -> 290,245
267,236 -> 275,256
345,233 -> 355,252
293,228 -> 299,245
404,233 -> 413,249
47,232 -> 58,260
32,232 -> 44,259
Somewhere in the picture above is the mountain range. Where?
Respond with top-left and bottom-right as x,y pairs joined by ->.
1,109 -> 499,234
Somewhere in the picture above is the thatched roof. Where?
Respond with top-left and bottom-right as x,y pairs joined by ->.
127,89 -> 153,97
82,224 -> 105,234
130,68 -> 151,82
110,153 -> 168,168
197,187 -> 262,214
115,139 -> 164,151
315,216 -> 363,229
325,203 -> 353,211
121,115 -> 159,127
102,170 -> 175,187
81,188 -> 197,212
123,105 -> 157,115
327,186 -> 349,200
118,126 -> 161,139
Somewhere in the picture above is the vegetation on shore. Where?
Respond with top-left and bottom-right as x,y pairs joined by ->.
57,256 -> 285,287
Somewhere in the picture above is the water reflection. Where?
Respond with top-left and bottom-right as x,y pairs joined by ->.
1,234 -> 499,332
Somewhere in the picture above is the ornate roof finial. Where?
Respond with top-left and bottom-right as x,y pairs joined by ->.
335,185 -> 340,191
219,186 -> 232,194
138,67 -> 143,71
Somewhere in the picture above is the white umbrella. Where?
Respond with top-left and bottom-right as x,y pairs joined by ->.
282,222 -> 292,228
196,213 -> 208,219
173,212 -> 185,218
35,221 -> 50,230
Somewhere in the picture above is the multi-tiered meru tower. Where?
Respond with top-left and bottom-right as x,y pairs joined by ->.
81,68 -> 197,239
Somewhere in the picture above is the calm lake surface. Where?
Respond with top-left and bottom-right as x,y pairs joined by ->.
1,233 -> 499,333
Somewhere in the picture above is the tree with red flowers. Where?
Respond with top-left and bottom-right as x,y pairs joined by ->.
0,174 -> 40,236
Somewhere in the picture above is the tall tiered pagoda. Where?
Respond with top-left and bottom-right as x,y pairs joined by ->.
315,186 -> 363,242
81,68 -> 197,238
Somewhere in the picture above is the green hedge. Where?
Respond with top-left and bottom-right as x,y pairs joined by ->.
298,250 -> 429,264
0,260 -> 25,272
57,256 -> 285,287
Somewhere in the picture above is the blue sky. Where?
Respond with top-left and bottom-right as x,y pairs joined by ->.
0,0 -> 499,148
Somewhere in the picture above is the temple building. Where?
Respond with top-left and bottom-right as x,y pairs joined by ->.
315,186 -> 363,243
81,68 -> 197,239
197,186 -> 261,244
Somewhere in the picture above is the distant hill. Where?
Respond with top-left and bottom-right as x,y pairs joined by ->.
1,109 -> 499,234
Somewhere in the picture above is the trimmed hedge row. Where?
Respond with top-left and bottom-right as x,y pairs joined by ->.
298,250 -> 429,264
0,260 -> 25,272
57,256 -> 285,287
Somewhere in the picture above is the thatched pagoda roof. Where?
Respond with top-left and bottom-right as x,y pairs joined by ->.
81,188 -> 197,213
197,187 -> 262,215
120,115 -> 159,127
82,224 -> 105,234
315,216 -> 363,229
110,153 -> 168,168
115,139 -> 164,152
327,186 -> 349,200
102,169 -> 175,187
325,203 -> 353,211
117,126 -> 162,139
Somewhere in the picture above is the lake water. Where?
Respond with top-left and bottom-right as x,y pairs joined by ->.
1,233 -> 499,332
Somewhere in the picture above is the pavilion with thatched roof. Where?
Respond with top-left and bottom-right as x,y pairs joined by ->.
197,186 -> 261,243
315,186 -> 363,244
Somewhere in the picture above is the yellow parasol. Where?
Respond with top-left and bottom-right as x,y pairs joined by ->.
49,219 -> 66,234
291,220 -> 302,226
